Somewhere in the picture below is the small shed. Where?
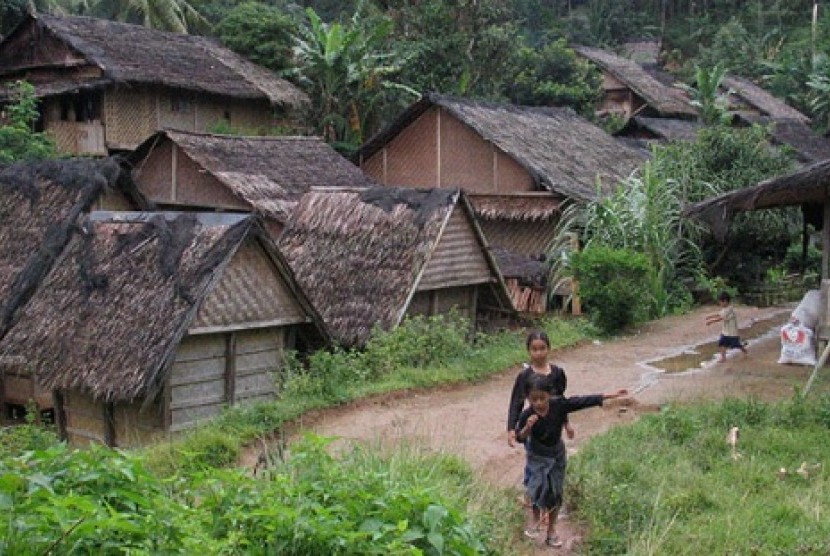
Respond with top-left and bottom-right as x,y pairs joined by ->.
0,13 -> 308,155
0,158 -> 147,415
355,93 -> 645,309
128,130 -> 377,237
572,45 -> 697,120
278,186 -> 513,347
616,116 -> 703,146
723,75 -> 811,124
0,212 -> 328,446
683,160 -> 830,347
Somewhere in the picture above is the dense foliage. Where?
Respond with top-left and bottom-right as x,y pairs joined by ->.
0,81 -> 57,163
0,436 -> 497,554
570,394 -> 830,554
569,245 -> 651,334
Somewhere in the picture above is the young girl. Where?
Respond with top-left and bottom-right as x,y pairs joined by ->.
516,374 -> 628,547
506,330 -> 572,448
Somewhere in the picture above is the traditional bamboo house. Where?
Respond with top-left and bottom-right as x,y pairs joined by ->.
278,186 -> 513,347
616,115 -> 702,147
572,45 -> 697,120
128,130 -> 377,237
0,211 -> 328,445
0,13 -> 307,156
0,157 -> 147,417
355,93 -> 645,311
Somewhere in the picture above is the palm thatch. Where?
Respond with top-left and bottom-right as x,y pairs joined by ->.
0,13 -> 307,107
683,159 -> 830,239
723,75 -> 810,123
623,116 -> 703,142
735,113 -> 830,164
0,212 -> 319,403
0,157 -> 146,338
279,186 -> 509,346
468,193 -> 562,221
572,45 -> 698,119
357,94 -> 646,201
129,130 -> 376,222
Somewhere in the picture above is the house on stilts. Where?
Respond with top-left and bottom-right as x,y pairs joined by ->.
0,159 -> 328,445
355,93 -> 645,313
0,13 -> 307,156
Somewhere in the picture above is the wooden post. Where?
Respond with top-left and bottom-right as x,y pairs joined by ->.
570,233 -> 582,315
225,332 -> 237,407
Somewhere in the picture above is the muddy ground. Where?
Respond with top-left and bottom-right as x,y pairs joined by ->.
282,303 -> 823,554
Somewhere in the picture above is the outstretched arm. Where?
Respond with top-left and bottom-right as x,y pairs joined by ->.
602,389 -> 629,400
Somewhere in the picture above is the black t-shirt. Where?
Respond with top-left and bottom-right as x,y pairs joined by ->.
515,395 -> 604,457
506,363 -> 567,431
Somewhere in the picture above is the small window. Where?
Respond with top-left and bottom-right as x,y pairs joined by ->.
171,93 -> 192,113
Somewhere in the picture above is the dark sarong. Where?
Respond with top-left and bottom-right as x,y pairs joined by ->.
526,442 -> 567,511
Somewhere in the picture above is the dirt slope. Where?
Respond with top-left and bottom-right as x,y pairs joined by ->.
286,304 -> 809,553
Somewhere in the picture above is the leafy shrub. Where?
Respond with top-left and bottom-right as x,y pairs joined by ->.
0,81 -> 56,163
570,245 -> 651,334
363,311 -> 471,376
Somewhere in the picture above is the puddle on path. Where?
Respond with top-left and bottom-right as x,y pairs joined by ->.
645,313 -> 791,374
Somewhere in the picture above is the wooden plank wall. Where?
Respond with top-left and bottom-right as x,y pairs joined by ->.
417,208 -> 491,291
63,391 -> 108,446
233,328 -> 282,406
169,334 -> 227,432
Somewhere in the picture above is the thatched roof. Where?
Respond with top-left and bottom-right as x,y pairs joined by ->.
734,113 -> 830,164
0,212 -> 325,403
683,159 -> 830,239
723,75 -> 810,123
572,45 -> 697,119
279,186 -> 510,346
0,157 -> 146,338
129,130 -> 376,222
0,13 -> 307,107
357,94 -> 646,201
625,116 -> 703,142
468,193 -> 562,221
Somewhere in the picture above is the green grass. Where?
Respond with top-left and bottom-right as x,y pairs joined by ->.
142,316 -> 592,477
568,395 -> 830,555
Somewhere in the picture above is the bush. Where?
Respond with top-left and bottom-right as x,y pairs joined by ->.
570,245 -> 651,334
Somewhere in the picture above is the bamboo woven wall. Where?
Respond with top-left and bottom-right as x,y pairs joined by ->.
439,111 -> 495,190
417,208 -> 491,291
63,391 -> 108,446
104,87 -> 156,149
191,239 -> 306,330
381,106 -> 438,187
113,399 -> 164,447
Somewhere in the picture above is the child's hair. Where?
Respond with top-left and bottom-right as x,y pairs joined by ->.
526,330 -> 551,350
718,291 -> 731,303
525,373 -> 550,397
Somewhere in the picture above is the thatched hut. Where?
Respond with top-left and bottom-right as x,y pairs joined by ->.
684,160 -> 830,347
278,186 -> 513,347
0,13 -> 307,156
355,93 -> 646,311
128,130 -> 376,237
0,212 -> 327,445
572,45 -> 697,120
721,76 -> 830,164
0,158 -> 147,414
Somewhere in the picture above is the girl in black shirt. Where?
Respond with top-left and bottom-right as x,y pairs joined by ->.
516,373 -> 627,547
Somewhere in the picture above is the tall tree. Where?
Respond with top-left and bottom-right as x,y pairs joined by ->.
92,0 -> 209,33
290,4 -> 417,153
215,2 -> 296,72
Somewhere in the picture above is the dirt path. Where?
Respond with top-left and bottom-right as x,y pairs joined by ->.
283,304 -> 809,553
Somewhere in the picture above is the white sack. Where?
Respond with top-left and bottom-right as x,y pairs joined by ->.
778,322 -> 817,366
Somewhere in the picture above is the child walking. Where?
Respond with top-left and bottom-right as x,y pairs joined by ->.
706,291 -> 748,363
516,374 -> 628,548
507,331 -> 574,510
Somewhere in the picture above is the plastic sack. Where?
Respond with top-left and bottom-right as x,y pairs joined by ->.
778,322 -> 817,366
791,289 -> 821,330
